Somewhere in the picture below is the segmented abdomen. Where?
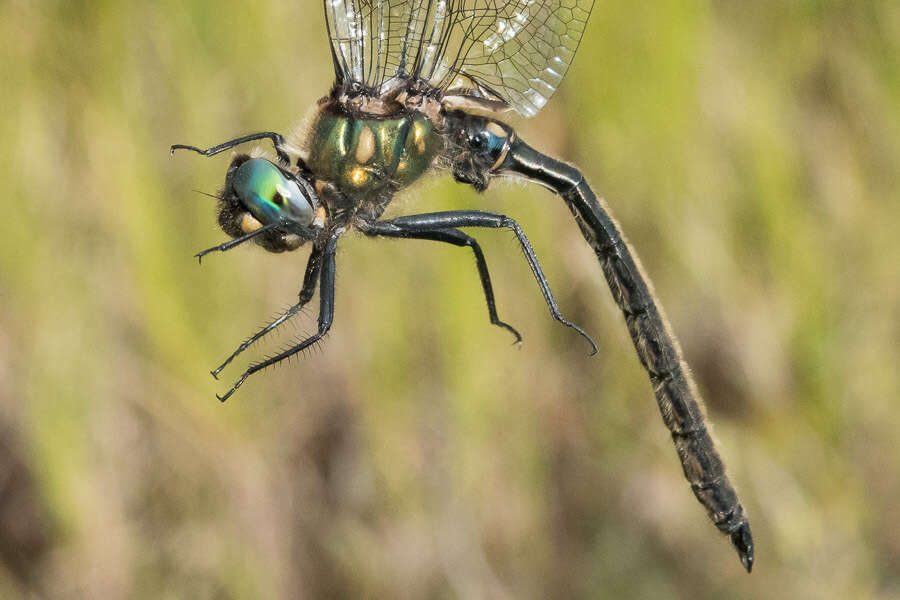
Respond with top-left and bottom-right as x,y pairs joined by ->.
565,178 -> 749,531
495,136 -> 752,570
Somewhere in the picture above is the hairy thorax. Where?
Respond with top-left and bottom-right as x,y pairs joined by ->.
305,99 -> 443,206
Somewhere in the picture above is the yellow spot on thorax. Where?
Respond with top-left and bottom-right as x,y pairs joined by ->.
355,126 -> 375,164
412,122 -> 426,154
349,167 -> 369,186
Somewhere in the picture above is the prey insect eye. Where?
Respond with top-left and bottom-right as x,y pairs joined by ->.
231,158 -> 317,228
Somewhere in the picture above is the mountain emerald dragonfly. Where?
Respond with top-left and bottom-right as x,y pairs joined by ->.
172,0 -> 754,572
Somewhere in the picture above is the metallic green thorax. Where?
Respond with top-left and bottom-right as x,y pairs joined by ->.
306,110 -> 441,199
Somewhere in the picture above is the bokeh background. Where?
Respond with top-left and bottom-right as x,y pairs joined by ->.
1,1 -> 898,598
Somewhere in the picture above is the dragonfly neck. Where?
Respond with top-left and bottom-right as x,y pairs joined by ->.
497,138 -> 583,194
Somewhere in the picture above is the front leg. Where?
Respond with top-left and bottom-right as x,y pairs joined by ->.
171,131 -> 295,169
217,232 -> 341,402
211,243 -> 324,378
385,210 -> 598,354
365,221 -> 521,343
194,223 -> 281,263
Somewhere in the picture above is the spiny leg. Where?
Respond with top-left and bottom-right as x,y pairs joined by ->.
171,131 -> 293,168
195,223 -> 280,263
365,221 -> 521,343
217,232 -> 340,402
387,210 -> 598,354
211,244 -> 324,378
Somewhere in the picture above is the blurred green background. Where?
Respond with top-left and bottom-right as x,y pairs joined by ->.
1,0 -> 898,598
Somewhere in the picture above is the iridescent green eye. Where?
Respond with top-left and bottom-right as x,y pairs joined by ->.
231,158 -> 315,227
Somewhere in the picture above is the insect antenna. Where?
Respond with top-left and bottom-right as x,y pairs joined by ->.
191,189 -> 222,201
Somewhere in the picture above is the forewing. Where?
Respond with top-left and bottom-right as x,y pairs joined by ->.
324,0 -> 594,117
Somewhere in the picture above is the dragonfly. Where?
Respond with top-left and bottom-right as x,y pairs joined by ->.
172,0 -> 753,573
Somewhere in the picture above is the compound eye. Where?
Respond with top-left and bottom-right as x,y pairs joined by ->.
232,158 -> 315,227
468,132 -> 488,152
275,180 -> 315,225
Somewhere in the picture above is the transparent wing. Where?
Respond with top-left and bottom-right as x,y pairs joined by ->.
324,0 -> 594,117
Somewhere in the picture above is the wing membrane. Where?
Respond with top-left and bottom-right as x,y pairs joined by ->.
324,0 -> 594,117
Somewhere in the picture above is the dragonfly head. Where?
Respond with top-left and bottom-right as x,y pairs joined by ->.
444,111 -> 514,192
218,156 -> 325,252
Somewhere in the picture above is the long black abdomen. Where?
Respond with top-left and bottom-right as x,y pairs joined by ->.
499,138 -> 754,572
